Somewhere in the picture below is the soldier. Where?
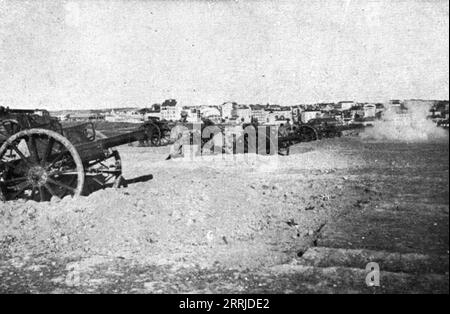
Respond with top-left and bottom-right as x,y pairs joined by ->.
167,124 -> 188,159
279,119 -> 292,137
180,111 -> 188,123
166,113 -> 201,160
285,118 -> 292,131
278,119 -> 293,155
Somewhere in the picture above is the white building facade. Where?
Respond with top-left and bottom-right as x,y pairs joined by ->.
301,110 -> 321,123
160,103 -> 182,121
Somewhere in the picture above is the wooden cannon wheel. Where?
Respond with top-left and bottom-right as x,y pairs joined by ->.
134,123 -> 162,147
296,125 -> 319,142
148,123 -> 173,146
159,127 -> 172,146
150,124 -> 162,146
0,128 -> 84,202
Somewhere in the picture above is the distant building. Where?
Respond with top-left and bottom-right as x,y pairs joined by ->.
68,112 -> 105,122
266,112 -> 291,125
250,104 -> 269,123
105,109 -> 141,123
201,106 -> 220,118
387,100 -> 404,113
160,99 -> 181,121
350,105 -> 364,120
179,106 -> 200,123
200,106 -> 222,123
142,110 -> 161,121
301,110 -> 321,123
220,102 -> 235,120
232,105 -> 252,123
337,101 -> 355,111
264,105 -> 292,124
363,104 -> 376,118
317,103 -> 335,112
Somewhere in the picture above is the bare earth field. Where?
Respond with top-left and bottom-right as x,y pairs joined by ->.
0,135 -> 448,293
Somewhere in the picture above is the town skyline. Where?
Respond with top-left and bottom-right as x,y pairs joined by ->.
44,97 -> 448,113
51,98 -> 449,129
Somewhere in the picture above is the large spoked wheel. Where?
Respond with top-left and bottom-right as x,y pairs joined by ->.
0,129 -> 84,202
159,128 -> 172,146
149,125 -> 162,146
297,125 -> 319,142
135,123 -> 161,147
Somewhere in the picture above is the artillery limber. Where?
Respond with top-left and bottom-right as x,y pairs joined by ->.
0,107 -> 160,202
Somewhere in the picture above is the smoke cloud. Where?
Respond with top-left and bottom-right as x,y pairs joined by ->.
360,103 -> 448,142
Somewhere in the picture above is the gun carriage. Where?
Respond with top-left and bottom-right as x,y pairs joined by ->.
0,107 -> 159,202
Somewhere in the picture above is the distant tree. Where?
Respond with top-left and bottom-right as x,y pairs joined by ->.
162,99 -> 177,107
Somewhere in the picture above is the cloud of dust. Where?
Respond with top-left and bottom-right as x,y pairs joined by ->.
360,103 -> 448,142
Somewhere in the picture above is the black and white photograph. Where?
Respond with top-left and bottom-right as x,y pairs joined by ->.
0,0 -> 448,297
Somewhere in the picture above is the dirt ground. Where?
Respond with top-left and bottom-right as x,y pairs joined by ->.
0,134 -> 448,293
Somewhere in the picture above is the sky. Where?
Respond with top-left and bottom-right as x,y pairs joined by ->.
0,0 -> 448,110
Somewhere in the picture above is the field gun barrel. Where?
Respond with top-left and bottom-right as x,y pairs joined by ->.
74,127 -> 151,161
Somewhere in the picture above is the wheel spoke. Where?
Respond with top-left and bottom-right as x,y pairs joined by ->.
44,183 -> 59,198
30,186 -> 37,201
2,148 -> 14,159
9,142 -> 33,167
27,135 -> 40,164
56,171 -> 80,176
48,168 -> 79,177
39,186 -> 46,202
47,178 -> 76,193
41,137 -> 55,166
9,181 -> 31,200
92,177 -> 105,187
46,150 -> 68,169
3,177 -> 28,185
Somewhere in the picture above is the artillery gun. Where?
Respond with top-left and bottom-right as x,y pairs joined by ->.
0,106 -> 332,202
166,119 -> 321,158
0,106 -> 160,202
305,118 -> 343,139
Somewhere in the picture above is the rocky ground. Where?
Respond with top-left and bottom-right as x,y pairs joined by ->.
0,134 -> 448,293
